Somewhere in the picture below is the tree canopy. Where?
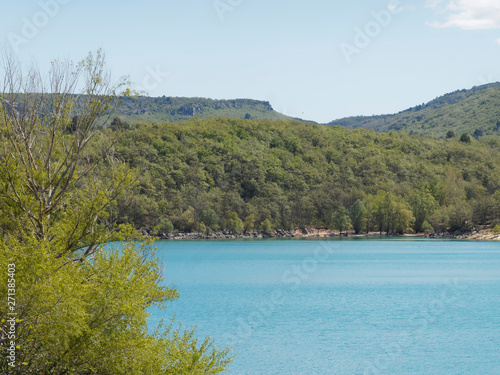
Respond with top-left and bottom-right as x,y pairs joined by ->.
329,83 -> 500,138
108,117 -> 500,235
0,51 -> 230,374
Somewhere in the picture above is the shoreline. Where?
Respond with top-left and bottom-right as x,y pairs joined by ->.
155,228 -> 500,241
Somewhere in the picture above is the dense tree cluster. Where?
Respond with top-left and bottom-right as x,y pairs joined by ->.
0,52 -> 230,374
329,82 -> 500,138
109,117 -> 500,235
110,96 -> 290,123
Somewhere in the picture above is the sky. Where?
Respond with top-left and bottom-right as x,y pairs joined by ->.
1,0 -> 500,123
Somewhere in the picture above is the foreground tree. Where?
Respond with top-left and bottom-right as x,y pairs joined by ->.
0,51 -> 230,374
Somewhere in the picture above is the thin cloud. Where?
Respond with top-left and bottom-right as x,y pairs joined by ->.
426,0 -> 500,30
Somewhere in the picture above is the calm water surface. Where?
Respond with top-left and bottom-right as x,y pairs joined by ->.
149,238 -> 500,375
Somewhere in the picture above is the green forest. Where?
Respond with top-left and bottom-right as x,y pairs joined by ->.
0,53 -> 231,374
108,117 -> 500,236
111,96 -> 298,123
2,50 -> 500,374
329,82 -> 500,138
104,82 -> 500,141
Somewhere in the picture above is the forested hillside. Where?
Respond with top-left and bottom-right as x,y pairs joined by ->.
10,94 -> 303,125
329,83 -> 500,138
109,118 -> 500,235
112,96 -> 304,123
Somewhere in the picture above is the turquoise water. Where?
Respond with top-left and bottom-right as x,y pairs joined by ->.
149,238 -> 500,375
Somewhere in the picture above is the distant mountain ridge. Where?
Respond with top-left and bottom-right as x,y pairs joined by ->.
13,83 -> 499,136
114,96 -> 311,123
115,83 -> 500,138
328,82 -> 500,138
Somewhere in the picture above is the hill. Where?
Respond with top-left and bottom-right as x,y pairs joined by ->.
112,96 -> 309,123
328,82 -> 500,138
3,94 -> 309,124
110,117 -> 500,235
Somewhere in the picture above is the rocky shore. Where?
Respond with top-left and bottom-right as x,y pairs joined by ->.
426,228 -> 500,241
158,228 -> 335,240
153,227 -> 500,241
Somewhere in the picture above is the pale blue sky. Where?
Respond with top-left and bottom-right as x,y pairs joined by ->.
2,0 -> 500,123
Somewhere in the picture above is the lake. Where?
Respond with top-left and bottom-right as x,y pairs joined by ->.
149,238 -> 500,375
